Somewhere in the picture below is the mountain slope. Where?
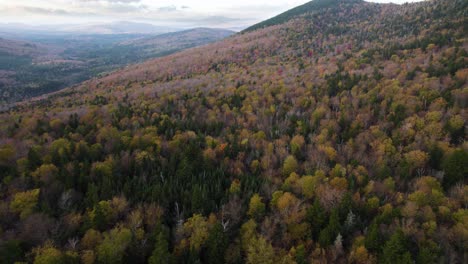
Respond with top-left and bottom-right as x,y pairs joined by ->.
0,28 -> 233,105
122,28 -> 234,47
0,0 -> 466,263
244,0 -> 364,32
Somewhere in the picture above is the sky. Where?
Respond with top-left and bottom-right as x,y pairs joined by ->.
0,0 -> 426,29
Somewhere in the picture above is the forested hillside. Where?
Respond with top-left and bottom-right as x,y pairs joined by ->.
0,28 -> 233,105
0,0 -> 466,263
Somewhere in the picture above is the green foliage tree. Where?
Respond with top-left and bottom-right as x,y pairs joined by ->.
442,149 -> 467,189
206,222 -> 228,264
27,146 -> 42,171
307,199 -> 327,239
381,230 -> 413,264
0,240 -> 24,264
283,155 -> 299,176
149,231 -> 170,264
318,208 -> 340,247
184,214 -> 209,252
33,243 -> 64,264
97,226 -> 132,264
10,189 -> 40,219
246,236 -> 275,264
364,222 -> 381,252
247,193 -> 266,220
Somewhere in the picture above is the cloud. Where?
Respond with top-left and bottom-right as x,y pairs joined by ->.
22,6 -> 72,15
158,5 -> 178,12
78,0 -> 141,3
0,0 -> 427,29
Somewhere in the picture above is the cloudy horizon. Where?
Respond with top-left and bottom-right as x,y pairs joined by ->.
0,0 -> 426,29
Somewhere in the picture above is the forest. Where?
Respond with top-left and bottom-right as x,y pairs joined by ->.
0,0 -> 466,263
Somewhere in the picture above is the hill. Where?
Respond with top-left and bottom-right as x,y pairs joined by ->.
0,0 -> 466,263
122,28 -> 234,47
0,28 -> 233,105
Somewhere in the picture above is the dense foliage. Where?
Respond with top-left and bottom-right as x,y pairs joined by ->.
0,0 -> 466,263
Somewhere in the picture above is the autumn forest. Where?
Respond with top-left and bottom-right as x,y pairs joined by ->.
0,0 -> 466,263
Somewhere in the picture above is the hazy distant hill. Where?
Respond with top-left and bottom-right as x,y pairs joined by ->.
123,28 -> 234,47
59,21 -> 179,35
119,28 -> 234,55
0,37 -> 45,57
0,21 -> 178,36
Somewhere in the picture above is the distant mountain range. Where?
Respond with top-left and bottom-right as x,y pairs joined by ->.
0,21 -> 179,36
121,28 -> 235,52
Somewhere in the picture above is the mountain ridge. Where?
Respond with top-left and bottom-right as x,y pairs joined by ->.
244,0 -> 365,32
0,0 -> 466,263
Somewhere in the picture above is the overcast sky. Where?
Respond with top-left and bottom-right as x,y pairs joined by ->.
0,0 -> 426,29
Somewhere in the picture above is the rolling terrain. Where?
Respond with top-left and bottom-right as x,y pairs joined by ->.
0,28 -> 234,105
0,0 -> 466,263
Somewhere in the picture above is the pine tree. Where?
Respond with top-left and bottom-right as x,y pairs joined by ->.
318,208 -> 340,246
149,232 -> 170,264
306,199 -> 327,239
206,222 -> 228,264
364,222 -> 380,252
442,149 -> 467,189
381,230 -> 413,264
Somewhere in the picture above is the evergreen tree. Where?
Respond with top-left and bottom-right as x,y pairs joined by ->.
206,222 -> 228,264
365,222 -> 380,252
27,146 -> 42,171
381,230 -> 413,264
306,199 -> 327,239
318,208 -> 340,246
442,149 -> 467,189
149,232 -> 170,264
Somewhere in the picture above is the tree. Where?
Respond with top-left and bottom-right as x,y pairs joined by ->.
283,155 -> 299,176
416,243 -> 439,264
206,222 -> 228,264
149,231 -> 170,264
0,240 -> 24,264
33,242 -> 64,264
442,149 -> 467,189
381,230 -> 413,264
318,208 -> 340,247
10,189 -> 40,219
300,175 -> 319,199
349,246 -> 375,264
97,226 -> 132,264
81,229 -> 102,250
295,244 -> 307,264
27,146 -> 42,171
240,219 -> 257,252
364,222 -> 380,252
247,194 -> 265,220
183,214 -> 209,252
307,199 -> 327,239
31,164 -> 58,184
290,135 -> 305,157
246,236 -> 275,264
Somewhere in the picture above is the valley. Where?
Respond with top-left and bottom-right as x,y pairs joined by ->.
0,26 -> 233,105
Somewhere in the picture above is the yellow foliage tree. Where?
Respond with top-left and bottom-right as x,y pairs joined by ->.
10,189 -> 40,219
